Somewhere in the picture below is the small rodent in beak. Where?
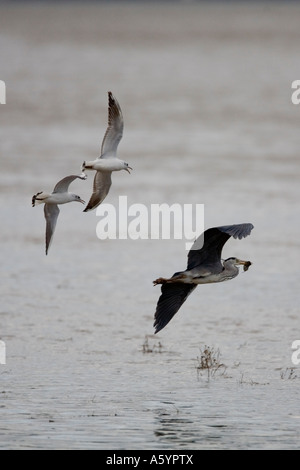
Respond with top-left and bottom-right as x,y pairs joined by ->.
243,261 -> 252,272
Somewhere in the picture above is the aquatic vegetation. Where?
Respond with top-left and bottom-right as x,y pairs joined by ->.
237,373 -> 268,386
280,368 -> 298,380
195,345 -> 227,380
142,335 -> 164,354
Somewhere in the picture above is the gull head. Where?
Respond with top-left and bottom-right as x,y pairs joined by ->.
72,194 -> 86,205
123,162 -> 133,174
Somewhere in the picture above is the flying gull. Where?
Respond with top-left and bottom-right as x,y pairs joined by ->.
32,174 -> 86,255
153,223 -> 254,334
82,91 -> 132,212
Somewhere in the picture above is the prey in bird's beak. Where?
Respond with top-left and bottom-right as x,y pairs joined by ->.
236,259 -> 252,271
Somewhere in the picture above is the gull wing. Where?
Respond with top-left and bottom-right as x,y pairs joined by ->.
83,171 -> 112,212
187,223 -> 254,271
154,282 -> 197,334
100,91 -> 124,159
53,174 -> 87,194
44,204 -> 60,255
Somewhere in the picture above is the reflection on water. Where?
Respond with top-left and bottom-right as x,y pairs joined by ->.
0,1 -> 300,450
154,405 -> 195,444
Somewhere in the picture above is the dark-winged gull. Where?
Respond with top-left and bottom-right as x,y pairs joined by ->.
82,91 -> 132,212
153,223 -> 254,334
32,174 -> 86,255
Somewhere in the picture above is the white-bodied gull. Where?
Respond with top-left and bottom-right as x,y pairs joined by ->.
82,91 -> 132,212
153,223 -> 254,334
32,174 -> 86,255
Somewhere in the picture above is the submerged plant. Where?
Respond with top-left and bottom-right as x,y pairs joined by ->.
142,335 -> 164,354
238,373 -> 262,386
195,345 -> 226,380
280,367 -> 298,380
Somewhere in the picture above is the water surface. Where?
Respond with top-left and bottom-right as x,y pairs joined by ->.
0,1 -> 300,450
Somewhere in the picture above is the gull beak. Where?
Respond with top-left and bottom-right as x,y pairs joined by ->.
237,259 -> 252,271
125,166 -> 133,174
79,199 -> 86,205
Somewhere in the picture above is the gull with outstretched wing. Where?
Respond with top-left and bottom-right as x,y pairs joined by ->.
32,174 -> 86,255
82,91 -> 132,212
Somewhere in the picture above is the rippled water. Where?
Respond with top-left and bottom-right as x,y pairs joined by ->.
1,1 -> 300,450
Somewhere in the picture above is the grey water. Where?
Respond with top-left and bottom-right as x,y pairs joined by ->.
0,1 -> 300,450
